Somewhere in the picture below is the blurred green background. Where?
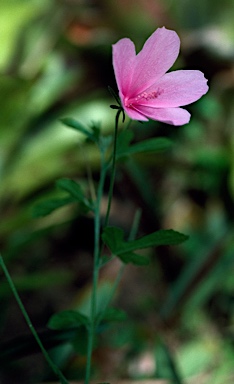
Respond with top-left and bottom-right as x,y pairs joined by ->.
1,0 -> 234,383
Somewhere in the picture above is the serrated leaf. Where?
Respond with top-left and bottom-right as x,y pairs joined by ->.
60,117 -> 98,142
48,310 -> 90,330
127,229 -> 189,250
32,197 -> 75,217
119,251 -> 149,265
56,178 -> 93,211
102,226 -> 188,256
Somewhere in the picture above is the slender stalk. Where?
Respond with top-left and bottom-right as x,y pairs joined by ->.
0,255 -> 69,384
85,109 -> 123,383
96,208 -> 142,325
104,109 -> 121,228
97,262 -> 125,324
85,151 -> 107,384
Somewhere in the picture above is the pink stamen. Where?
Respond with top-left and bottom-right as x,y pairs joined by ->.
126,88 -> 164,107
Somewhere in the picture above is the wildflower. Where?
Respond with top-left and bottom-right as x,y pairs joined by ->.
112,27 -> 208,125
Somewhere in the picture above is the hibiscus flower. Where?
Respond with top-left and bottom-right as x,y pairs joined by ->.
112,27 -> 208,125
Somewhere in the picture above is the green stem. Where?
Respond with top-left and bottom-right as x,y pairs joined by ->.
104,109 -> 121,228
85,109 -> 123,384
0,254 -> 69,384
85,151 -> 107,384
96,208 -> 142,325
97,262 -> 125,325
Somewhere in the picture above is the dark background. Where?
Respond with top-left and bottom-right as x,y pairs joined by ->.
0,0 -> 234,383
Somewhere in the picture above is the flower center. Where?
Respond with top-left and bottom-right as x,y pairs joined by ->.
125,88 -> 164,108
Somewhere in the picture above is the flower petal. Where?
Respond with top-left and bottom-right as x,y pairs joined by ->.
134,105 -> 191,125
124,103 -> 149,121
112,38 -> 136,96
129,27 -> 180,97
137,70 -> 209,108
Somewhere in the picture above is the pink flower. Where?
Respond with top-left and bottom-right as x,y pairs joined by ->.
112,27 -> 208,126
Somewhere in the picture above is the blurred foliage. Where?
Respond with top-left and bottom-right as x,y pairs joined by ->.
0,0 -> 234,383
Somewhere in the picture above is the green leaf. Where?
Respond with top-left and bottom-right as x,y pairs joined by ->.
89,121 -> 101,141
99,307 -> 127,322
56,178 -> 83,200
118,251 -> 149,265
72,327 -> 89,356
32,178 -> 93,218
60,117 -> 98,143
56,178 -> 93,211
48,310 -> 90,330
116,131 -> 172,159
102,226 -> 124,253
102,226 -> 188,257
127,137 -> 172,155
32,197 -> 75,217
127,229 -> 189,250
